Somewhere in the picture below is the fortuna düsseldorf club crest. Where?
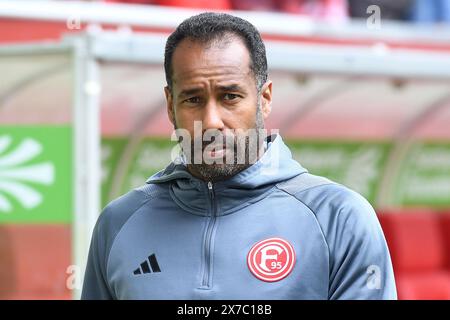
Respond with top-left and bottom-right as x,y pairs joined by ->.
247,237 -> 296,282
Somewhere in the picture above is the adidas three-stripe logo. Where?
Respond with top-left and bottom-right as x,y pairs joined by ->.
133,254 -> 161,275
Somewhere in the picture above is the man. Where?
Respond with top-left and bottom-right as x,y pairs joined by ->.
82,12 -> 397,299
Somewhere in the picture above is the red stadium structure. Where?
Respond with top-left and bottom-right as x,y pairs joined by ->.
0,1 -> 450,300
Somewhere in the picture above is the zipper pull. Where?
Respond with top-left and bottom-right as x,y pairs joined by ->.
207,181 -> 214,199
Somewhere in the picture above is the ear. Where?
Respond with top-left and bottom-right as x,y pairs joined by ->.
260,80 -> 272,119
164,86 -> 175,126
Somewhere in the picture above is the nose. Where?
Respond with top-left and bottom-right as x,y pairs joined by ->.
202,99 -> 224,131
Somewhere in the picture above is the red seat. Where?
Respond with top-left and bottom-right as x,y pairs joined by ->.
377,209 -> 450,300
378,210 -> 444,273
0,225 -> 72,300
396,272 -> 450,300
439,212 -> 450,269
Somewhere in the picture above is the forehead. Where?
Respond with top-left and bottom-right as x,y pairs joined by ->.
171,36 -> 253,88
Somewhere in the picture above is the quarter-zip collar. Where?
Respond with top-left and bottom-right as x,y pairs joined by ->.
146,134 -> 307,216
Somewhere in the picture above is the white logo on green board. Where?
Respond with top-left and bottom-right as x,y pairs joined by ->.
0,135 -> 55,213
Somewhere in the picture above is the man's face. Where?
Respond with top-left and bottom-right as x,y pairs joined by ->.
164,35 -> 272,181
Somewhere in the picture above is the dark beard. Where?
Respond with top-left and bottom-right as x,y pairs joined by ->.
187,135 -> 254,182
177,103 -> 266,182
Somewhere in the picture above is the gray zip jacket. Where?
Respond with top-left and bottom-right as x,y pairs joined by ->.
81,134 -> 397,300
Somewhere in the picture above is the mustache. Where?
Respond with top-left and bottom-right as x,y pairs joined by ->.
191,134 -> 241,150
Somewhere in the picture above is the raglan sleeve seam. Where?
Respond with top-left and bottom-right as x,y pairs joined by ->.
103,195 -> 154,298
277,187 -> 332,294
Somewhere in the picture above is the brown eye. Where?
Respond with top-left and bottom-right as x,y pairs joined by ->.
185,97 -> 201,104
223,93 -> 239,101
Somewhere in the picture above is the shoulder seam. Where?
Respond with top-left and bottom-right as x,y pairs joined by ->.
279,181 -> 337,195
104,192 -> 157,297
276,186 -> 332,298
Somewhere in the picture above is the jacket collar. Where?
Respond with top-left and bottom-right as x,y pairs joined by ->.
146,134 -> 307,216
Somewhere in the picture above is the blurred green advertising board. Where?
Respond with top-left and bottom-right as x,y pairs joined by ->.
0,126 -> 72,223
104,138 -> 450,208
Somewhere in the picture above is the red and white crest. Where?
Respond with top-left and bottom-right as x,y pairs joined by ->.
247,237 -> 296,282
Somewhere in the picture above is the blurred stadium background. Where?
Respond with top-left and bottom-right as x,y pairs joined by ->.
0,0 -> 450,300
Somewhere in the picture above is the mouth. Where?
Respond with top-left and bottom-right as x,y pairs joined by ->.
206,144 -> 227,159
208,147 -> 227,159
